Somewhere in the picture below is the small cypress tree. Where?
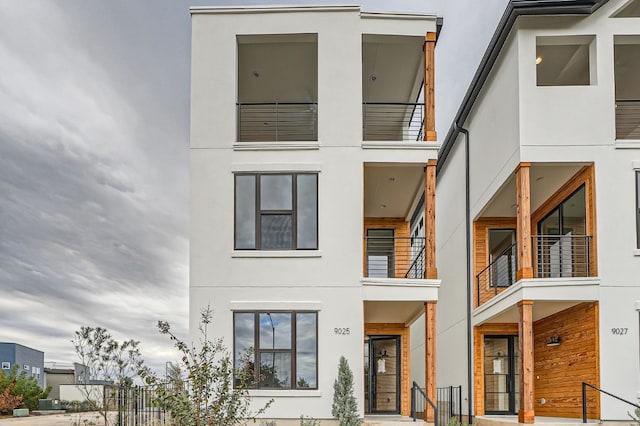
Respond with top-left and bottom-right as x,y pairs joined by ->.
331,356 -> 360,426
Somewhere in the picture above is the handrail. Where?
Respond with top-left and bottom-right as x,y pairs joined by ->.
582,382 -> 640,423
476,242 -> 517,306
405,245 -> 426,279
411,381 -> 438,426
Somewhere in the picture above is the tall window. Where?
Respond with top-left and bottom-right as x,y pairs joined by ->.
636,171 -> 640,249
234,311 -> 317,389
235,173 -> 318,250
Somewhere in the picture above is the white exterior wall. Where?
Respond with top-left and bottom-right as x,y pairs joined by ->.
436,0 -> 640,419
190,6 -> 437,419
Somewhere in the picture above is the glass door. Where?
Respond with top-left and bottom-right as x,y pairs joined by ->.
484,336 -> 519,415
366,229 -> 395,278
365,336 -> 400,414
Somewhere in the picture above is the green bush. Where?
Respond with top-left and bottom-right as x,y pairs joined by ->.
0,365 -> 50,411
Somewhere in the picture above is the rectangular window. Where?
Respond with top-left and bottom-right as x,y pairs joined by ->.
536,36 -> 595,86
1,362 -> 9,369
23,364 -> 29,371
636,171 -> 640,248
234,311 -> 317,389
235,173 -> 318,250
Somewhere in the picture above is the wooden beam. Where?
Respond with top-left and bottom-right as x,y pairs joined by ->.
425,301 -> 437,421
424,32 -> 436,142
518,300 -> 535,424
516,163 -> 533,280
424,159 -> 437,279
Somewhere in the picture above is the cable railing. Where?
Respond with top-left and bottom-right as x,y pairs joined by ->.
476,242 -> 517,307
236,102 -> 317,142
615,99 -> 640,140
534,234 -> 591,279
364,236 -> 426,279
411,381 -> 438,425
363,102 -> 425,141
581,382 -> 640,423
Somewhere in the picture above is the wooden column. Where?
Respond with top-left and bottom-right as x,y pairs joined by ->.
518,300 -> 535,424
424,159 -> 437,279
423,32 -> 437,142
516,163 -> 533,280
425,301 -> 437,421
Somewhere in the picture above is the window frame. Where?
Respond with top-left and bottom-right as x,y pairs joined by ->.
234,172 -> 318,250
233,310 -> 318,390
1,362 -> 9,369
636,170 -> 640,249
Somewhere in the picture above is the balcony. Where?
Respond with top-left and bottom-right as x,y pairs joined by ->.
476,235 -> 592,306
364,235 -> 426,279
363,102 -> 424,141
237,102 -> 318,142
615,99 -> 640,140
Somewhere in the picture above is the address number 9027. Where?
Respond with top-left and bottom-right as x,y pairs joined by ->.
611,328 -> 628,335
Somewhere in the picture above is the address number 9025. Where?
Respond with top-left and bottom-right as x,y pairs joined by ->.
334,328 -> 350,335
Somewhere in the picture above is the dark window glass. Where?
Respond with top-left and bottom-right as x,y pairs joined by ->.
234,173 -> 318,250
233,311 -> 317,390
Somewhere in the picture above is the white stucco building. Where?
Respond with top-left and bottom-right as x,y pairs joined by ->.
434,0 -> 640,423
189,5 -> 441,422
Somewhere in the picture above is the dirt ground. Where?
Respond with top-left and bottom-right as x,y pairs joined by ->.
0,412 -> 116,425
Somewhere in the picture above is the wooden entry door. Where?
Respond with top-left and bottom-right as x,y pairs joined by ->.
366,336 -> 401,414
484,336 -> 519,414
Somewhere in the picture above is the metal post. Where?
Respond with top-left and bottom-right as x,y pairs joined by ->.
458,385 -> 463,424
411,382 -> 416,421
275,102 -> 279,141
582,382 -> 587,423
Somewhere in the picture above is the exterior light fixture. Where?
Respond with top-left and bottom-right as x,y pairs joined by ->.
546,334 -> 561,347
377,350 -> 388,373
536,56 -> 543,65
370,74 -> 377,81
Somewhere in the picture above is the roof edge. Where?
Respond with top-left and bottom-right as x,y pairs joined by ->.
190,4 -> 361,15
436,0 -> 609,175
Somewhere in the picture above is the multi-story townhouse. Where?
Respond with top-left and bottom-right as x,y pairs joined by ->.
435,0 -> 640,424
190,5 -> 441,423
0,342 -> 45,388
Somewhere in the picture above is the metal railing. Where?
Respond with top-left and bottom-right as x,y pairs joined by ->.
237,102 -> 317,142
582,382 -> 640,423
364,236 -> 426,279
117,385 -> 169,426
437,385 -> 463,426
411,381 -> 438,425
534,234 -> 591,279
615,99 -> 640,140
476,242 -> 517,307
363,102 -> 425,141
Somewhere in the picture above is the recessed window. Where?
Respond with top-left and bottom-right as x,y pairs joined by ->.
536,36 -> 595,86
614,36 -> 640,140
612,0 -> 640,17
1,362 -> 9,369
234,311 -> 318,389
235,173 -> 318,250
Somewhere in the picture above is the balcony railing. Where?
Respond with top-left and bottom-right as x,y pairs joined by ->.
476,235 -> 592,306
363,102 -> 425,141
615,99 -> 640,140
237,102 -> 317,142
364,236 -> 426,279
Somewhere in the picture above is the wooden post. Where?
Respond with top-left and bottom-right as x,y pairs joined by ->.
516,163 -> 533,280
424,32 -> 437,142
425,301 -> 437,421
518,300 -> 535,424
424,159 -> 437,279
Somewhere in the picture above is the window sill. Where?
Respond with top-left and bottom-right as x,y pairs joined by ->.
615,140 -> 640,149
248,389 -> 322,397
634,249 -> 640,256
231,250 -> 322,258
362,141 -> 440,150
233,141 -> 319,151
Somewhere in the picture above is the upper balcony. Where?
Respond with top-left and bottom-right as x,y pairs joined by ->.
236,34 -> 318,143
473,163 -> 598,309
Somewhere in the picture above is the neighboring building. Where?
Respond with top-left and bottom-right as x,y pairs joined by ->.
44,362 -> 87,400
0,342 -> 45,388
435,0 -> 640,423
190,5 -> 440,421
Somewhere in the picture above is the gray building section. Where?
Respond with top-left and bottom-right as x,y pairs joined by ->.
0,342 -> 45,388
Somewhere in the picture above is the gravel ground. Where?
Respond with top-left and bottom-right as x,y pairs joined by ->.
0,412 -> 116,425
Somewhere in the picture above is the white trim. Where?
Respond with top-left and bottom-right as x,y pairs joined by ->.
231,163 -> 322,173
360,11 -> 437,20
361,277 -> 440,287
191,5 -> 359,15
632,161 -> 640,170
233,142 -> 320,151
229,301 -> 323,311
634,249 -> 640,256
231,250 -> 322,258
362,141 -> 441,151
615,140 -> 640,149
635,301 -> 640,311
248,389 -> 322,397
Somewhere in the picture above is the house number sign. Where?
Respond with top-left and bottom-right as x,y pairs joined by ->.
611,328 -> 628,335
334,327 -> 351,335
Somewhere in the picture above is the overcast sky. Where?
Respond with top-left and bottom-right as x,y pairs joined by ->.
0,0 -> 506,375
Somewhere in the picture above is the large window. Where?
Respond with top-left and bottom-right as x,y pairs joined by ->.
235,173 -> 318,250
234,311 -> 317,389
